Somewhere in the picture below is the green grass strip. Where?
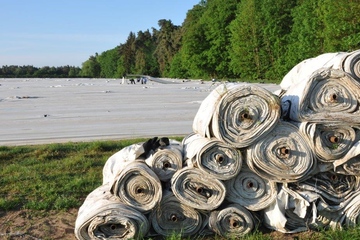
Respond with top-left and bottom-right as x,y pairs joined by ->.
0,138 -> 184,211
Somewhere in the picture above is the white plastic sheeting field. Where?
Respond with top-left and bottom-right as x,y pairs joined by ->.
0,77 -> 280,146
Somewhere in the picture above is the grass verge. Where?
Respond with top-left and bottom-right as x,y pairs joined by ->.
0,138 -> 165,211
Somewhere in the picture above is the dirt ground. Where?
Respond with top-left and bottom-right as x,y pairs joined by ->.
0,209 -> 78,240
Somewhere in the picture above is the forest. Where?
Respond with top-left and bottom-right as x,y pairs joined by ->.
1,0 -> 359,83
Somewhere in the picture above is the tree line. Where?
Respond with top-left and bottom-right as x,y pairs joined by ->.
0,65 -> 81,78
2,0 -> 359,83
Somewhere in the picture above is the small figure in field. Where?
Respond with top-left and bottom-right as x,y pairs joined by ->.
141,77 -> 147,84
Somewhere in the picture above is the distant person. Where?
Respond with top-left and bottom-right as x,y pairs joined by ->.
130,78 -> 135,84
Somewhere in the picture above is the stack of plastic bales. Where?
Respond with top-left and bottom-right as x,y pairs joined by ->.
74,49 -> 360,239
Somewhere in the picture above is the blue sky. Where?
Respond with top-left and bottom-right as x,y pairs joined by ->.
0,0 -> 200,68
